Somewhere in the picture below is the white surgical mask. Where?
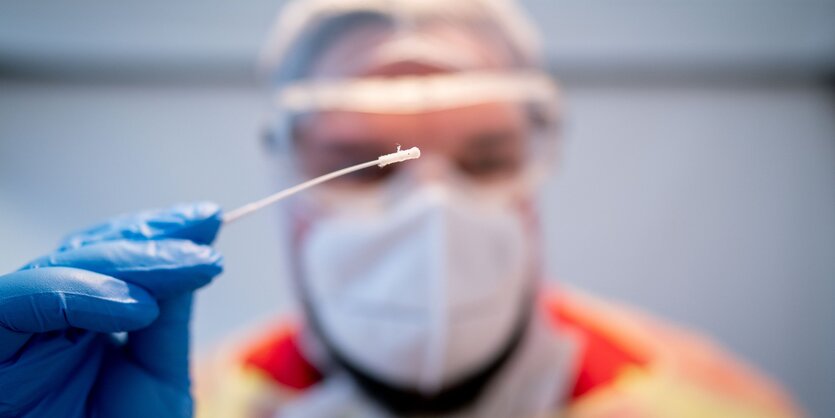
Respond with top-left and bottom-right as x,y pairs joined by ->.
298,183 -> 532,395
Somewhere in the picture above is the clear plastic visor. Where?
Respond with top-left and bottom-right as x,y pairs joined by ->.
267,70 -> 561,212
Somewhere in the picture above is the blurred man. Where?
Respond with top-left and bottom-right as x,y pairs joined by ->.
197,1 -> 800,417
0,0 -> 800,417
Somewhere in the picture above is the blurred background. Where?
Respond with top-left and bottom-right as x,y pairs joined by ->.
1,0 -> 833,415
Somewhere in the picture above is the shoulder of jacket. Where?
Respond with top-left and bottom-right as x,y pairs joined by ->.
542,286 -> 803,417
194,318 -> 324,418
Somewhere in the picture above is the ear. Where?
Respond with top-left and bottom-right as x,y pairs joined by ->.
261,113 -> 287,154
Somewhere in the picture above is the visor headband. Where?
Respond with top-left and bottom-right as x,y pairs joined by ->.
274,70 -> 558,114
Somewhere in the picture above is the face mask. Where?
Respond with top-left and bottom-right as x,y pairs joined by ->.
298,183 -> 532,395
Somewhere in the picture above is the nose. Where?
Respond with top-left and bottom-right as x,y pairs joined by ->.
399,152 -> 457,187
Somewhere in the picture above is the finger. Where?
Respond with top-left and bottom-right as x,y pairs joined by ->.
0,267 -> 159,334
22,239 -> 223,299
0,331 -> 105,415
58,201 -> 222,250
126,293 -> 194,389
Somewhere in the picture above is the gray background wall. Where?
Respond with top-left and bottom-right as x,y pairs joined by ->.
1,1 -> 833,416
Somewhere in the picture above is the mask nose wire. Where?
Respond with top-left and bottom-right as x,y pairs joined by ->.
396,152 -> 458,190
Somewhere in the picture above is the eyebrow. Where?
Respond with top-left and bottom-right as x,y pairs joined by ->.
303,141 -> 399,172
306,140 -> 391,155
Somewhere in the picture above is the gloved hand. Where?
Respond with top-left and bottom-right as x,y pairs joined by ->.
0,202 -> 224,418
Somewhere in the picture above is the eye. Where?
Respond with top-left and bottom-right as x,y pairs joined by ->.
295,140 -> 399,184
459,156 -> 518,176
456,131 -> 524,179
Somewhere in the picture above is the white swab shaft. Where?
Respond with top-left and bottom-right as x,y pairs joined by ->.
222,146 -> 420,224
222,160 -> 378,224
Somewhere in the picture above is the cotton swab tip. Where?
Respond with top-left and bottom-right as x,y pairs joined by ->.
377,146 -> 421,167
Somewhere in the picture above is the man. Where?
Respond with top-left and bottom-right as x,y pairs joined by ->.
0,1 -> 800,417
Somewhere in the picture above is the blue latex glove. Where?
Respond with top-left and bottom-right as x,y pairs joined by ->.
0,202 -> 224,418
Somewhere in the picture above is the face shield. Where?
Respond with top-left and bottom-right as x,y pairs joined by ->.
259,0 -> 560,216
267,71 -> 560,213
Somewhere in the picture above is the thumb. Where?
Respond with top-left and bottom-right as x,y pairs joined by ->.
125,293 -> 194,390
92,294 -> 198,417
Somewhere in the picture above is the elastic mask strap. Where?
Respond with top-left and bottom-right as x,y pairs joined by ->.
292,262 -> 535,415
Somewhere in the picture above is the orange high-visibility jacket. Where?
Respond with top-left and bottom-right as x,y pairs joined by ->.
195,289 -> 801,418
